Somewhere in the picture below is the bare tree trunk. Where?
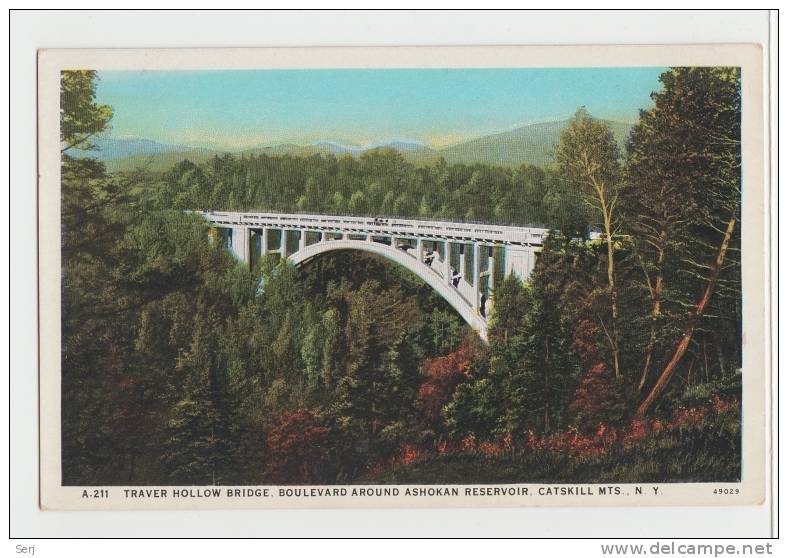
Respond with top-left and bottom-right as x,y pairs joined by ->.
639,328 -> 656,390
636,216 -> 736,417
584,156 -> 621,378
603,214 -> 621,378
638,254 -> 664,391
703,339 -> 710,383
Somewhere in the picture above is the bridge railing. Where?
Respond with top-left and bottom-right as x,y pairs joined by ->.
202,210 -> 549,247
191,206 -> 549,231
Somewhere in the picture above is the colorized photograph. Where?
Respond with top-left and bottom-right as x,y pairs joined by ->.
58,63 -> 743,489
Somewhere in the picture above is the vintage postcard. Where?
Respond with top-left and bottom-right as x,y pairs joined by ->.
38,45 -> 769,510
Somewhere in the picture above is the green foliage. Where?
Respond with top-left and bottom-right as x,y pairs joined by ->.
61,70 -> 114,152
622,67 -> 742,400
555,107 -> 622,202
443,377 -> 499,440
678,369 -> 742,408
142,149 -> 587,231
445,247 -> 582,441
61,68 -> 743,486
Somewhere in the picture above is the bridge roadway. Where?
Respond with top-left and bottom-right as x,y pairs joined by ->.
199,210 -> 549,341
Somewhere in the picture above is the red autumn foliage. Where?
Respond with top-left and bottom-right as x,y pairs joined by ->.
572,318 -> 606,366
265,410 -> 331,484
568,362 -> 625,433
667,405 -> 710,430
478,440 -> 505,457
398,443 -> 425,465
416,340 -> 476,423
520,426 -> 613,459
621,419 -> 648,445
461,433 -> 477,452
369,441 -> 431,473
377,397 -> 740,473
711,394 -> 737,414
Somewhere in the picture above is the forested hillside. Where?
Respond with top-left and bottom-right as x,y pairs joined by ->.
61,68 -> 742,485
145,147 -> 590,235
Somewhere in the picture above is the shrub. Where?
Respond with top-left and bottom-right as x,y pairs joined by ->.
568,362 -> 627,433
265,410 -> 331,484
416,339 -> 476,424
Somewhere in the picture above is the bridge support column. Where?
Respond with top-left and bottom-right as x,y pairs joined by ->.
299,230 -> 306,251
417,238 -> 423,263
504,245 -> 536,282
444,241 -> 452,283
488,245 -> 495,295
459,244 -> 466,285
230,226 -> 250,264
258,228 -> 268,257
280,230 -> 288,259
473,244 -> 480,314
528,250 -> 536,278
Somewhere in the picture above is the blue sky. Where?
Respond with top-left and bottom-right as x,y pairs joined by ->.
96,67 -> 666,150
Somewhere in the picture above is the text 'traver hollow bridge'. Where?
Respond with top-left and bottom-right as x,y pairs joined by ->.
200,211 -> 549,341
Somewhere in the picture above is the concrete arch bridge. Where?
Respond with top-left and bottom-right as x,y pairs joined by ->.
200,211 -> 548,341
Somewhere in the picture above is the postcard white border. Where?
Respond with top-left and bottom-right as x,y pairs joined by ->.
37,44 -> 768,512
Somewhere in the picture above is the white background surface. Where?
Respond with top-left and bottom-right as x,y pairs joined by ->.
8,9 -> 777,541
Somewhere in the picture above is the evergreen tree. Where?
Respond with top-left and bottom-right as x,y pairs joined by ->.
632,68 -> 742,416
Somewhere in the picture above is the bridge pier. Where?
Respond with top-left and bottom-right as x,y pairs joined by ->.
262,228 -> 270,256
488,245 -> 496,296
444,241 -> 451,284
229,226 -> 251,264
459,244 -> 466,285
473,244 -> 480,315
504,245 -> 537,281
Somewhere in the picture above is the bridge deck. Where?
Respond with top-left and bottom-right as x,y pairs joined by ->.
202,210 -> 548,247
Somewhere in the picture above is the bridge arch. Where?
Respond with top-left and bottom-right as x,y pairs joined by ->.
288,239 -> 488,340
200,210 -> 550,344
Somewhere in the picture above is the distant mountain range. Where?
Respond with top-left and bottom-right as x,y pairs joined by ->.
83,137 -> 193,160
312,140 -> 429,155
94,119 -> 633,173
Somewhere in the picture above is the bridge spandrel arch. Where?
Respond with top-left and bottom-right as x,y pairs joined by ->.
287,239 -> 488,341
